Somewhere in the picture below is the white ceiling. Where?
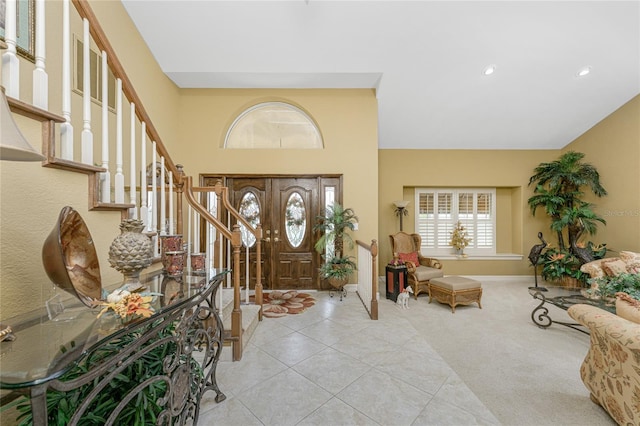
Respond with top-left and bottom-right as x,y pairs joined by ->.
121,0 -> 640,150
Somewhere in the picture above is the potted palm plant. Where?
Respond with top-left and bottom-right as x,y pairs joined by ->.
313,203 -> 358,288
528,151 -> 608,284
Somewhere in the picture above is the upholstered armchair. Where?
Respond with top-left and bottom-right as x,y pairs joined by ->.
389,232 -> 443,299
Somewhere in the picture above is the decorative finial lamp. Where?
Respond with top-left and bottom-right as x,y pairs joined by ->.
393,200 -> 409,231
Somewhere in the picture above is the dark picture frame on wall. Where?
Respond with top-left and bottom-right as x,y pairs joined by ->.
0,0 -> 35,62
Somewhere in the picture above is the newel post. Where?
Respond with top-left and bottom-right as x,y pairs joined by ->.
231,224 -> 243,361
255,224 -> 263,321
175,164 -> 184,235
370,239 -> 378,320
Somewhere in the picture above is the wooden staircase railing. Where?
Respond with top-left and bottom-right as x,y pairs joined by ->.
3,0 -> 260,360
206,180 -> 264,320
356,239 -> 379,320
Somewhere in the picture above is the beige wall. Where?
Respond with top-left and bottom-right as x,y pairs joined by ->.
175,88 -> 380,270
379,150 -> 558,276
563,95 -> 640,254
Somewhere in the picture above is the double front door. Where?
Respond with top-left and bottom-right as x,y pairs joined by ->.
222,175 -> 341,291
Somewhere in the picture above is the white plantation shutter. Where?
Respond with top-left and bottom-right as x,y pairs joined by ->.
436,193 -> 453,252
417,193 -> 435,249
476,192 -> 493,249
458,192 -> 474,243
415,188 -> 496,255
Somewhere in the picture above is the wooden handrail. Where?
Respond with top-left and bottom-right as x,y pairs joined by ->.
199,180 -> 263,241
184,176 -> 265,358
183,177 -> 233,241
202,180 -> 263,320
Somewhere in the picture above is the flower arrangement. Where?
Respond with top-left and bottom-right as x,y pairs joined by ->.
97,289 -> 154,322
388,257 -> 405,267
450,221 -> 471,252
538,242 -> 606,285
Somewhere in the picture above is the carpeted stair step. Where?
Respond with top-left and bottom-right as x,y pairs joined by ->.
219,303 -> 261,362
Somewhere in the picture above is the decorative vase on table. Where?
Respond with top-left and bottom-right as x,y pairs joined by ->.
108,219 -> 153,288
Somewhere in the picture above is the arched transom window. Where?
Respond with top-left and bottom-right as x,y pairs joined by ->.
225,102 -> 323,149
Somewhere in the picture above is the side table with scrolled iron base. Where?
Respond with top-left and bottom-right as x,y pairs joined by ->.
0,269 -> 229,425
529,286 -> 615,335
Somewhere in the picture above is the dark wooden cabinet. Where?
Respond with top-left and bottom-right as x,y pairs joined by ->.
386,265 -> 407,302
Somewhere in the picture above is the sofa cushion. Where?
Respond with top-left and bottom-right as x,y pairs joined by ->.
414,266 -> 444,281
602,259 -> 628,276
580,260 -> 606,279
619,251 -> 640,264
615,292 -> 640,324
398,251 -> 419,266
620,251 -> 640,273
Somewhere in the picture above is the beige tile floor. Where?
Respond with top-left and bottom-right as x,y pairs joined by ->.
198,290 -> 500,426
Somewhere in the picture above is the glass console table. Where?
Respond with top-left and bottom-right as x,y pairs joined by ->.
0,268 -> 229,425
529,285 -> 615,334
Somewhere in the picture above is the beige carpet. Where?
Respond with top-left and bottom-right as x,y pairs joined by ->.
386,276 -> 616,426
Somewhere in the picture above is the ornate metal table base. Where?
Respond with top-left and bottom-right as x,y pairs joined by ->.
6,271 -> 228,425
530,291 -> 588,334
529,287 -> 614,335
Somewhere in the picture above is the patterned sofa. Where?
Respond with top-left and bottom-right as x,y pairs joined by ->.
567,250 -> 640,425
568,302 -> 640,425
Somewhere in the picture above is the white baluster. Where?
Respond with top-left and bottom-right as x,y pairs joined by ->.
140,123 -> 148,228
81,19 -> 93,165
188,205 -> 192,269
152,143 -> 157,229
114,79 -> 124,203
129,103 -> 137,218
60,0 -> 73,160
33,0 -> 48,109
160,156 -> 166,235
193,210 -> 200,253
206,210 -> 211,271
169,171 -> 174,234
2,0 -> 19,98
100,50 -> 110,203
245,245 -> 250,303
152,142 -> 158,255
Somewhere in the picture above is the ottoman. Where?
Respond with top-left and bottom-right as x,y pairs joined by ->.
429,276 -> 482,313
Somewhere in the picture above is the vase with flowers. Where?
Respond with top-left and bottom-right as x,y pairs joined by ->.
450,221 -> 471,256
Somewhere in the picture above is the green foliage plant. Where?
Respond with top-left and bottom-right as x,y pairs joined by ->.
16,321 -> 202,425
588,273 -> 640,300
318,256 -> 357,281
538,248 -> 584,283
313,203 -> 358,280
528,151 -> 607,274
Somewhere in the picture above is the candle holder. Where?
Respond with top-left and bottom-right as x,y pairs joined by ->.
190,253 -> 206,273
160,235 -> 183,272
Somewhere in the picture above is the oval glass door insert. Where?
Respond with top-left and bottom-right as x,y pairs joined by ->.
285,192 -> 306,248
238,192 -> 260,247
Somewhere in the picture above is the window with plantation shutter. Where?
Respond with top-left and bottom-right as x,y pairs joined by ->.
415,189 -> 496,255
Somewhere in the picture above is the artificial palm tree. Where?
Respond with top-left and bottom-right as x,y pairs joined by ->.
313,203 -> 358,258
528,151 -> 607,266
313,203 -> 358,285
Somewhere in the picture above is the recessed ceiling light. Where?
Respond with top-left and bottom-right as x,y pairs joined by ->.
576,66 -> 592,77
482,65 -> 497,76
